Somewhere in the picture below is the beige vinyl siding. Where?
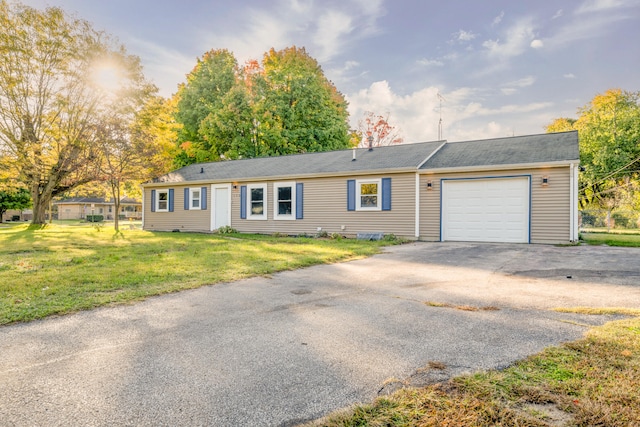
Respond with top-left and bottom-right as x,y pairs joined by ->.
530,167 -> 571,243
143,186 -> 211,232
230,173 -> 417,238
419,166 -> 572,244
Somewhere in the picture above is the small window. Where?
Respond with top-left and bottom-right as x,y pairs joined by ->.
248,184 -> 267,220
273,181 -> 296,220
357,179 -> 381,211
157,189 -> 169,212
190,188 -> 201,210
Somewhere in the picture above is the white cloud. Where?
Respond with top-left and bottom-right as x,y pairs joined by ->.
128,38 -> 196,96
501,88 -> 518,95
416,58 -> 444,67
552,9 -> 564,19
482,18 -> 536,59
455,30 -> 477,42
314,11 -> 354,61
576,0 -> 633,14
347,81 -> 552,143
530,39 -> 544,48
504,76 -> 536,88
564,73 -> 576,78
492,11 -> 505,26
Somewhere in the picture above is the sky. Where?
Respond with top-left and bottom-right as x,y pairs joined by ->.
20,0 -> 640,143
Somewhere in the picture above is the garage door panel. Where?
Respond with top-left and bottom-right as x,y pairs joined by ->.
442,177 -> 529,243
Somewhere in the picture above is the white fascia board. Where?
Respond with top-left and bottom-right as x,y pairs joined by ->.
418,160 -> 578,175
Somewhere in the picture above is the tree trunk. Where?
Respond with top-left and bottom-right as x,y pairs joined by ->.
30,183 -> 52,225
111,182 -> 121,232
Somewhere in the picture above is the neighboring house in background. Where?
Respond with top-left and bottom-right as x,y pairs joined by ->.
54,197 -> 142,220
1,209 -> 32,222
141,131 -> 580,244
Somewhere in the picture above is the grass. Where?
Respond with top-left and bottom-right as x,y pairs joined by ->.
307,314 -> 640,427
580,231 -> 640,247
0,223 -> 393,325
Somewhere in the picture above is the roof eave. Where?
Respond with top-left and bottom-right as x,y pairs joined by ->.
141,166 -> 420,187
419,159 -> 580,174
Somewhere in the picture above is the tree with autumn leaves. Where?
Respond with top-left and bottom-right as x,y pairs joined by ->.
547,89 -> 640,211
173,47 -> 351,166
356,111 -> 404,148
0,1 -> 170,226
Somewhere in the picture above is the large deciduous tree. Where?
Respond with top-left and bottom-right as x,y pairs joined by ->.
0,1 -> 155,224
546,89 -> 640,209
173,46 -> 351,166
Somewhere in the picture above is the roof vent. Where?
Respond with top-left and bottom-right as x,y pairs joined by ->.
200,167 -> 204,174
352,148 -> 356,161
367,135 -> 373,151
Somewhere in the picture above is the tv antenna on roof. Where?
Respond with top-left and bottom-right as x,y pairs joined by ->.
437,92 -> 446,141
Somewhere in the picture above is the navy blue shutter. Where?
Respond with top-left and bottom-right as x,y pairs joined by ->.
201,187 -> 207,210
168,189 -> 174,212
151,190 -> 156,212
382,178 -> 391,211
296,183 -> 303,219
347,180 -> 355,211
240,186 -> 247,219
184,188 -> 190,210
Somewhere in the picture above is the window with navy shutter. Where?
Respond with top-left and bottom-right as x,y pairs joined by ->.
168,189 -> 174,212
151,190 -> 156,212
184,188 -> 190,210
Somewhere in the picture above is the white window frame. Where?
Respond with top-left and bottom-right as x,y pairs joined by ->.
247,183 -> 267,220
156,189 -> 169,212
273,181 -> 296,220
356,178 -> 381,211
190,187 -> 201,210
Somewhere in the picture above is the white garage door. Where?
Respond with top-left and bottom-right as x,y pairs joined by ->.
441,177 -> 530,243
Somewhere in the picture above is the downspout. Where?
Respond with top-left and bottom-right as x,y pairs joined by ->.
573,163 -> 579,241
141,185 -> 145,230
569,163 -> 577,241
415,173 -> 420,238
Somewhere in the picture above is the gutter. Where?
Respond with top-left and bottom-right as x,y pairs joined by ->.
418,159 -> 579,175
141,166 -> 421,188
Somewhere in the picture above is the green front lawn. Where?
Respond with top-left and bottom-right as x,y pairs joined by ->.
0,223 -> 390,325
581,231 -> 640,247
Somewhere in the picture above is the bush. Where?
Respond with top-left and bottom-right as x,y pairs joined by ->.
330,232 -> 343,240
216,225 -> 237,234
86,215 -> 104,223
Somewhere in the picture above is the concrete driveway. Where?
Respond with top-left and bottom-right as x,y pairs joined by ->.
1,242 -> 639,426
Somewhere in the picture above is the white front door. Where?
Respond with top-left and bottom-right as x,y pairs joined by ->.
212,185 -> 231,230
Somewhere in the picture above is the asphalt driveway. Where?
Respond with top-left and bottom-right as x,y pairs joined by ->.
1,242 -> 639,426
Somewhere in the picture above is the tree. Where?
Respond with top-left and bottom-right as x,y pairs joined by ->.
0,188 -> 31,223
356,111 -> 404,148
98,93 -> 175,232
546,89 -> 640,209
173,49 -> 239,166
173,46 -> 351,164
255,46 -> 351,155
0,1 -> 155,224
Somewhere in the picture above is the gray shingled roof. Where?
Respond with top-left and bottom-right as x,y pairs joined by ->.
420,131 -> 579,170
152,141 -> 444,183
148,131 -> 579,184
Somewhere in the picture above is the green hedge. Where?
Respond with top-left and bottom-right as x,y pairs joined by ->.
86,215 -> 104,223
